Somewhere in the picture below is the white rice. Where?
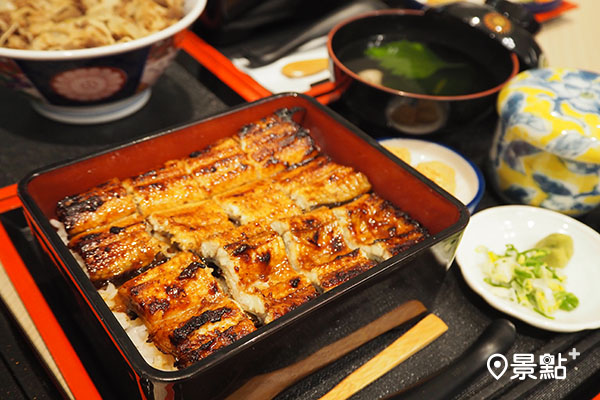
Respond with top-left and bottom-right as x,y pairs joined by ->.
50,219 -> 176,371
100,284 -> 176,371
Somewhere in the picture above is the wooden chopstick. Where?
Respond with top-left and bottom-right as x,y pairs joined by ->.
320,313 -> 448,400
225,300 -> 427,400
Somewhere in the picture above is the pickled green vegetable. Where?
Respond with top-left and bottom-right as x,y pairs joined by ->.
478,233 -> 578,319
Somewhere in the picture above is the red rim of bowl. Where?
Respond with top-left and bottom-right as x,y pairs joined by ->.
326,9 -> 520,102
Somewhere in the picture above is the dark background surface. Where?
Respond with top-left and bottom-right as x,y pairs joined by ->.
0,50 -> 599,400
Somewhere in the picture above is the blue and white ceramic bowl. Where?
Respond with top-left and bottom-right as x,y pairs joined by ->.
491,68 -> 600,216
0,0 -> 206,124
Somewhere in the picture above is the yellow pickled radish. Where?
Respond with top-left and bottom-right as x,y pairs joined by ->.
416,160 -> 456,196
281,58 -> 328,78
386,146 -> 412,164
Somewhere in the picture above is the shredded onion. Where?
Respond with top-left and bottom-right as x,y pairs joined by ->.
0,0 -> 184,50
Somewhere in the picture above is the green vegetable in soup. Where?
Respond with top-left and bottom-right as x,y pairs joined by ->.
364,39 -> 463,80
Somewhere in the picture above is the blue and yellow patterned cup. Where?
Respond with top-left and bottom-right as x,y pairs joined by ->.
490,68 -> 600,216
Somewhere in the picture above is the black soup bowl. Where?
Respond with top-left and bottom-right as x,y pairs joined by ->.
327,9 -> 519,135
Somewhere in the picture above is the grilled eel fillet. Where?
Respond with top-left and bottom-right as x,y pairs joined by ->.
54,108 -> 431,369
68,214 -> 169,288
55,108 -> 316,236
332,193 -> 429,261
56,109 -> 320,287
56,178 -> 137,236
118,252 -> 256,368
202,225 -> 318,324
123,160 -> 207,217
271,207 -> 376,290
275,156 -> 371,210
313,249 -> 377,291
237,107 -> 319,177
214,179 -> 302,225
147,200 -> 236,253
182,137 -> 260,197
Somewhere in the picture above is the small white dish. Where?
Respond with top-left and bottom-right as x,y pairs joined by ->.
379,138 -> 484,213
232,37 -> 330,94
456,205 -> 600,332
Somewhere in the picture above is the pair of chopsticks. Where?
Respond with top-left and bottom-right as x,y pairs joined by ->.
226,300 -> 447,400
320,313 -> 447,400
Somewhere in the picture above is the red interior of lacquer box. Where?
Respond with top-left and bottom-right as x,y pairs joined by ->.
23,94 -> 462,236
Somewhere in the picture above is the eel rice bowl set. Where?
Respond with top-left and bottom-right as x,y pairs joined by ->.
18,94 -> 468,399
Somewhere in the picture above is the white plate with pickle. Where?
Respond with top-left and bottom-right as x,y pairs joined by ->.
456,205 -> 600,332
379,138 -> 484,214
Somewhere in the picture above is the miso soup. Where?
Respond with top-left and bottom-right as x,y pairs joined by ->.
338,36 -> 495,96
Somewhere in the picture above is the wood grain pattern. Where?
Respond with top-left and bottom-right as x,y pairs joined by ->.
225,299 -> 427,400
0,259 -> 73,399
320,313 -> 448,400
